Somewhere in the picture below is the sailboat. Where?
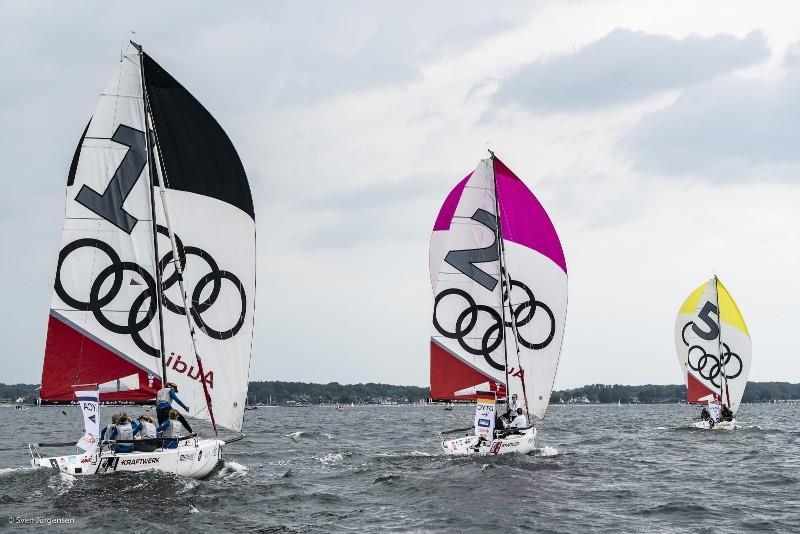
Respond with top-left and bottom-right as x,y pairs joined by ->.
675,276 -> 751,430
430,153 -> 567,455
28,42 -> 256,478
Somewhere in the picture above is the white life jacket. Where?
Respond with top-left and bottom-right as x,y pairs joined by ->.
162,420 -> 184,439
115,422 -> 133,441
156,387 -> 172,405
139,421 -> 157,439
510,414 -> 527,428
104,424 -> 114,440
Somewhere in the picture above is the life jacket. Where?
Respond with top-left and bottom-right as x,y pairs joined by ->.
103,424 -> 114,441
156,387 -> 172,406
115,422 -> 134,441
162,420 -> 185,439
139,421 -> 157,439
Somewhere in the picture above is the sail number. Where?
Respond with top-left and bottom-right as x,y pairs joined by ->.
692,301 -> 720,341
75,125 -> 147,234
444,209 -> 499,291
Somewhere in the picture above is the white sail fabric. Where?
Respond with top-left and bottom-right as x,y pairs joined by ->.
431,159 -> 507,394
42,54 -> 162,402
674,277 -> 752,413
142,51 -> 256,433
151,184 -> 255,432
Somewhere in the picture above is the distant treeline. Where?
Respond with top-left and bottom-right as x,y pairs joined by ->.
3,381 -> 800,405
247,381 -> 430,404
551,382 -> 800,404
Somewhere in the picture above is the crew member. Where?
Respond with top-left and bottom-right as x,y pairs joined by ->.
134,415 -> 158,452
495,411 -> 507,431
156,409 -> 185,449
720,404 -> 734,422
100,413 -> 120,442
110,413 -> 140,453
155,382 -> 193,433
509,394 -> 521,413
509,408 -> 527,428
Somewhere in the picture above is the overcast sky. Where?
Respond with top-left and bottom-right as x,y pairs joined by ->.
3,1 -> 800,389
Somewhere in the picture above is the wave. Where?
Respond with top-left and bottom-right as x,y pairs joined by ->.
0,466 -> 35,477
285,431 -> 334,441
316,452 -> 351,465
536,446 -> 559,457
211,460 -> 249,481
372,473 -> 404,484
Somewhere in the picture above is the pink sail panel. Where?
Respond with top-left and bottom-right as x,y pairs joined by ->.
494,158 -> 567,274
432,174 -> 470,231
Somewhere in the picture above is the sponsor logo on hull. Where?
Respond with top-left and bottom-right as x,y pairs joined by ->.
120,457 -> 160,466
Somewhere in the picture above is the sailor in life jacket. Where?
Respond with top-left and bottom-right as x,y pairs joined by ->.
509,394 -> 521,413
156,409 -> 186,449
509,408 -> 528,429
100,413 -> 120,442
133,415 -> 158,453
155,382 -> 193,433
109,413 -> 141,453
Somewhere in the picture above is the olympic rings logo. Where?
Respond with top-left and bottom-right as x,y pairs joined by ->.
681,321 -> 742,388
432,278 -> 555,371
54,225 -> 246,357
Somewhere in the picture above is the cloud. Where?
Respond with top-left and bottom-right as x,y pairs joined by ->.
490,28 -> 769,113
629,46 -> 800,180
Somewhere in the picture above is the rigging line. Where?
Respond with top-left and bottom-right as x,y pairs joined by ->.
136,42 -> 169,387
143,55 -> 219,438
493,158 -> 530,424
489,154 -> 511,410
714,275 -> 730,408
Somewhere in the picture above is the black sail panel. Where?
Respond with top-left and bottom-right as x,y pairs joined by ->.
143,53 -> 254,220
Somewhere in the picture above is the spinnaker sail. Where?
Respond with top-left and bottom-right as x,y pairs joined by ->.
429,155 -> 567,421
40,46 -> 255,433
674,276 -> 751,414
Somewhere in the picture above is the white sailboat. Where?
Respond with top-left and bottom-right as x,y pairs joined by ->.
675,276 -> 751,430
29,42 -> 256,478
430,154 -> 567,455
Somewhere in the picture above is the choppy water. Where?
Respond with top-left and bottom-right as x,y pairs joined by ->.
0,403 -> 798,532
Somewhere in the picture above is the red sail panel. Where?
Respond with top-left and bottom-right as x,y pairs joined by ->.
430,340 -> 505,400
41,314 -> 161,402
686,371 -> 718,404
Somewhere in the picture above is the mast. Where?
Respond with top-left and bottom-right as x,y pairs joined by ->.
141,51 -> 219,438
133,41 -> 169,386
490,152 -> 530,424
714,275 -> 729,407
489,152 -> 511,409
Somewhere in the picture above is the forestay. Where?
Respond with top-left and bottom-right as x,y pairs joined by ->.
40,48 -> 255,433
429,155 -> 567,420
674,277 -> 751,414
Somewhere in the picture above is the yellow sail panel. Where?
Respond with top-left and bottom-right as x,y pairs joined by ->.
678,281 -> 708,315
717,279 -> 750,338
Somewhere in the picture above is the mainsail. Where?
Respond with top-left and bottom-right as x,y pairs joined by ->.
429,155 -> 567,420
674,276 -> 751,414
40,46 -> 256,433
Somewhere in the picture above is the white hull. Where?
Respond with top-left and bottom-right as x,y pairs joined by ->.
31,438 -> 223,479
441,427 -> 536,456
692,418 -> 736,430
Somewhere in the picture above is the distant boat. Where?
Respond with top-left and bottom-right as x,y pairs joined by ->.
617,399 -> 621,407
443,403 -> 453,411
675,276 -> 751,430
431,153 -> 567,455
